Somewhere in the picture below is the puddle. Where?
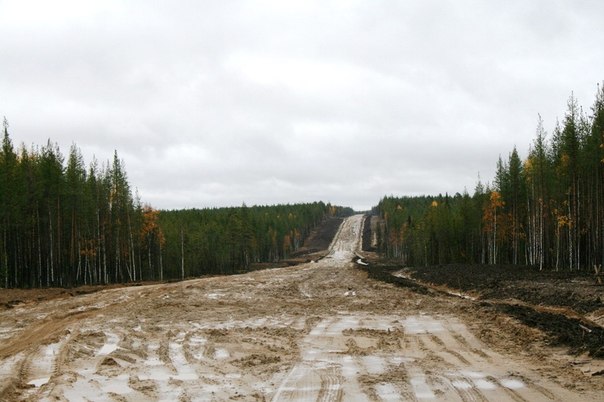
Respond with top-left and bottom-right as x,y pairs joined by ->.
410,375 -> 435,399
102,373 -> 132,395
403,316 -> 445,334
501,378 -> 524,389
97,332 -> 119,356
361,356 -> 386,374
375,383 -> 400,401
27,377 -> 50,387
214,348 -> 230,360
474,378 -> 497,390
170,342 -> 198,381
451,380 -> 472,390
26,342 -> 61,388
145,343 -> 162,366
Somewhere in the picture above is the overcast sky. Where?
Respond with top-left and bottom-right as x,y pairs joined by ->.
1,0 -> 603,211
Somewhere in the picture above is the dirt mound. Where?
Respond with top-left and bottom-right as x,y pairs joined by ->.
360,263 -> 430,295
407,264 -> 604,314
0,283 -> 152,310
362,215 -> 375,252
290,216 -> 344,256
493,303 -> 604,357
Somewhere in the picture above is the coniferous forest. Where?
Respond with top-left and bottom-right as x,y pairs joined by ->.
159,203 -> 352,278
2,83 -> 604,288
0,119 -> 350,288
377,84 -> 604,271
0,123 -> 146,288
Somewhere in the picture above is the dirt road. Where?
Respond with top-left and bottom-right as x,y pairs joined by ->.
0,214 -> 602,401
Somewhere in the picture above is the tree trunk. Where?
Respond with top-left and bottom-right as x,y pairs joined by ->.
180,227 -> 185,280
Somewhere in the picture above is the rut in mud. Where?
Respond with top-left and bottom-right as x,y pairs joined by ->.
0,215 -> 602,401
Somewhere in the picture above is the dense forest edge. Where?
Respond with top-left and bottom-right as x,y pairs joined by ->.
3,82 -> 604,289
374,83 -> 604,273
0,119 -> 353,288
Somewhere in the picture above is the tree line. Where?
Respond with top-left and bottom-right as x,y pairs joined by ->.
159,203 -> 352,278
0,120 -> 164,288
376,83 -> 604,271
0,119 -> 350,288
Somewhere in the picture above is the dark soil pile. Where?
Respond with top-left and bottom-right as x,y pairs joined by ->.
359,263 -> 430,295
362,215 -> 374,252
290,217 -> 343,257
250,217 -> 344,270
0,283 -> 151,310
407,264 -> 604,314
493,303 -> 604,357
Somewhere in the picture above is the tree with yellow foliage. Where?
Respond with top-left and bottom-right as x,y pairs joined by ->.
141,205 -> 165,280
483,191 -> 504,264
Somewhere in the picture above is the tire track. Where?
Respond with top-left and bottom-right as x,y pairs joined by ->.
317,366 -> 343,402
487,376 -> 529,402
374,383 -> 403,401
0,309 -> 95,360
0,354 -> 23,398
52,329 -> 76,379
12,338 -> 68,400
487,375 -> 561,402
524,380 -> 557,400
445,372 -> 490,402
400,314 -> 570,402
450,331 -> 492,361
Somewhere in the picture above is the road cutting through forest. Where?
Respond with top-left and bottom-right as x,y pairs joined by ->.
1,214 -> 602,401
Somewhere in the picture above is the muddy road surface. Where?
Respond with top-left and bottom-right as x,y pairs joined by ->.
1,215 -> 602,401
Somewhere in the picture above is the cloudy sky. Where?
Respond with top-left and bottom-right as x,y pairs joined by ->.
1,0 -> 603,211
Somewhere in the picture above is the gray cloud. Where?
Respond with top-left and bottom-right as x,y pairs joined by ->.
1,0 -> 603,210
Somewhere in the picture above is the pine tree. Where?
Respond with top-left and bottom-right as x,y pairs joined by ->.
1,118 -> 17,287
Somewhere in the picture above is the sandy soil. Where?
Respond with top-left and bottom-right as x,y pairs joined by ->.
1,214 -> 603,401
